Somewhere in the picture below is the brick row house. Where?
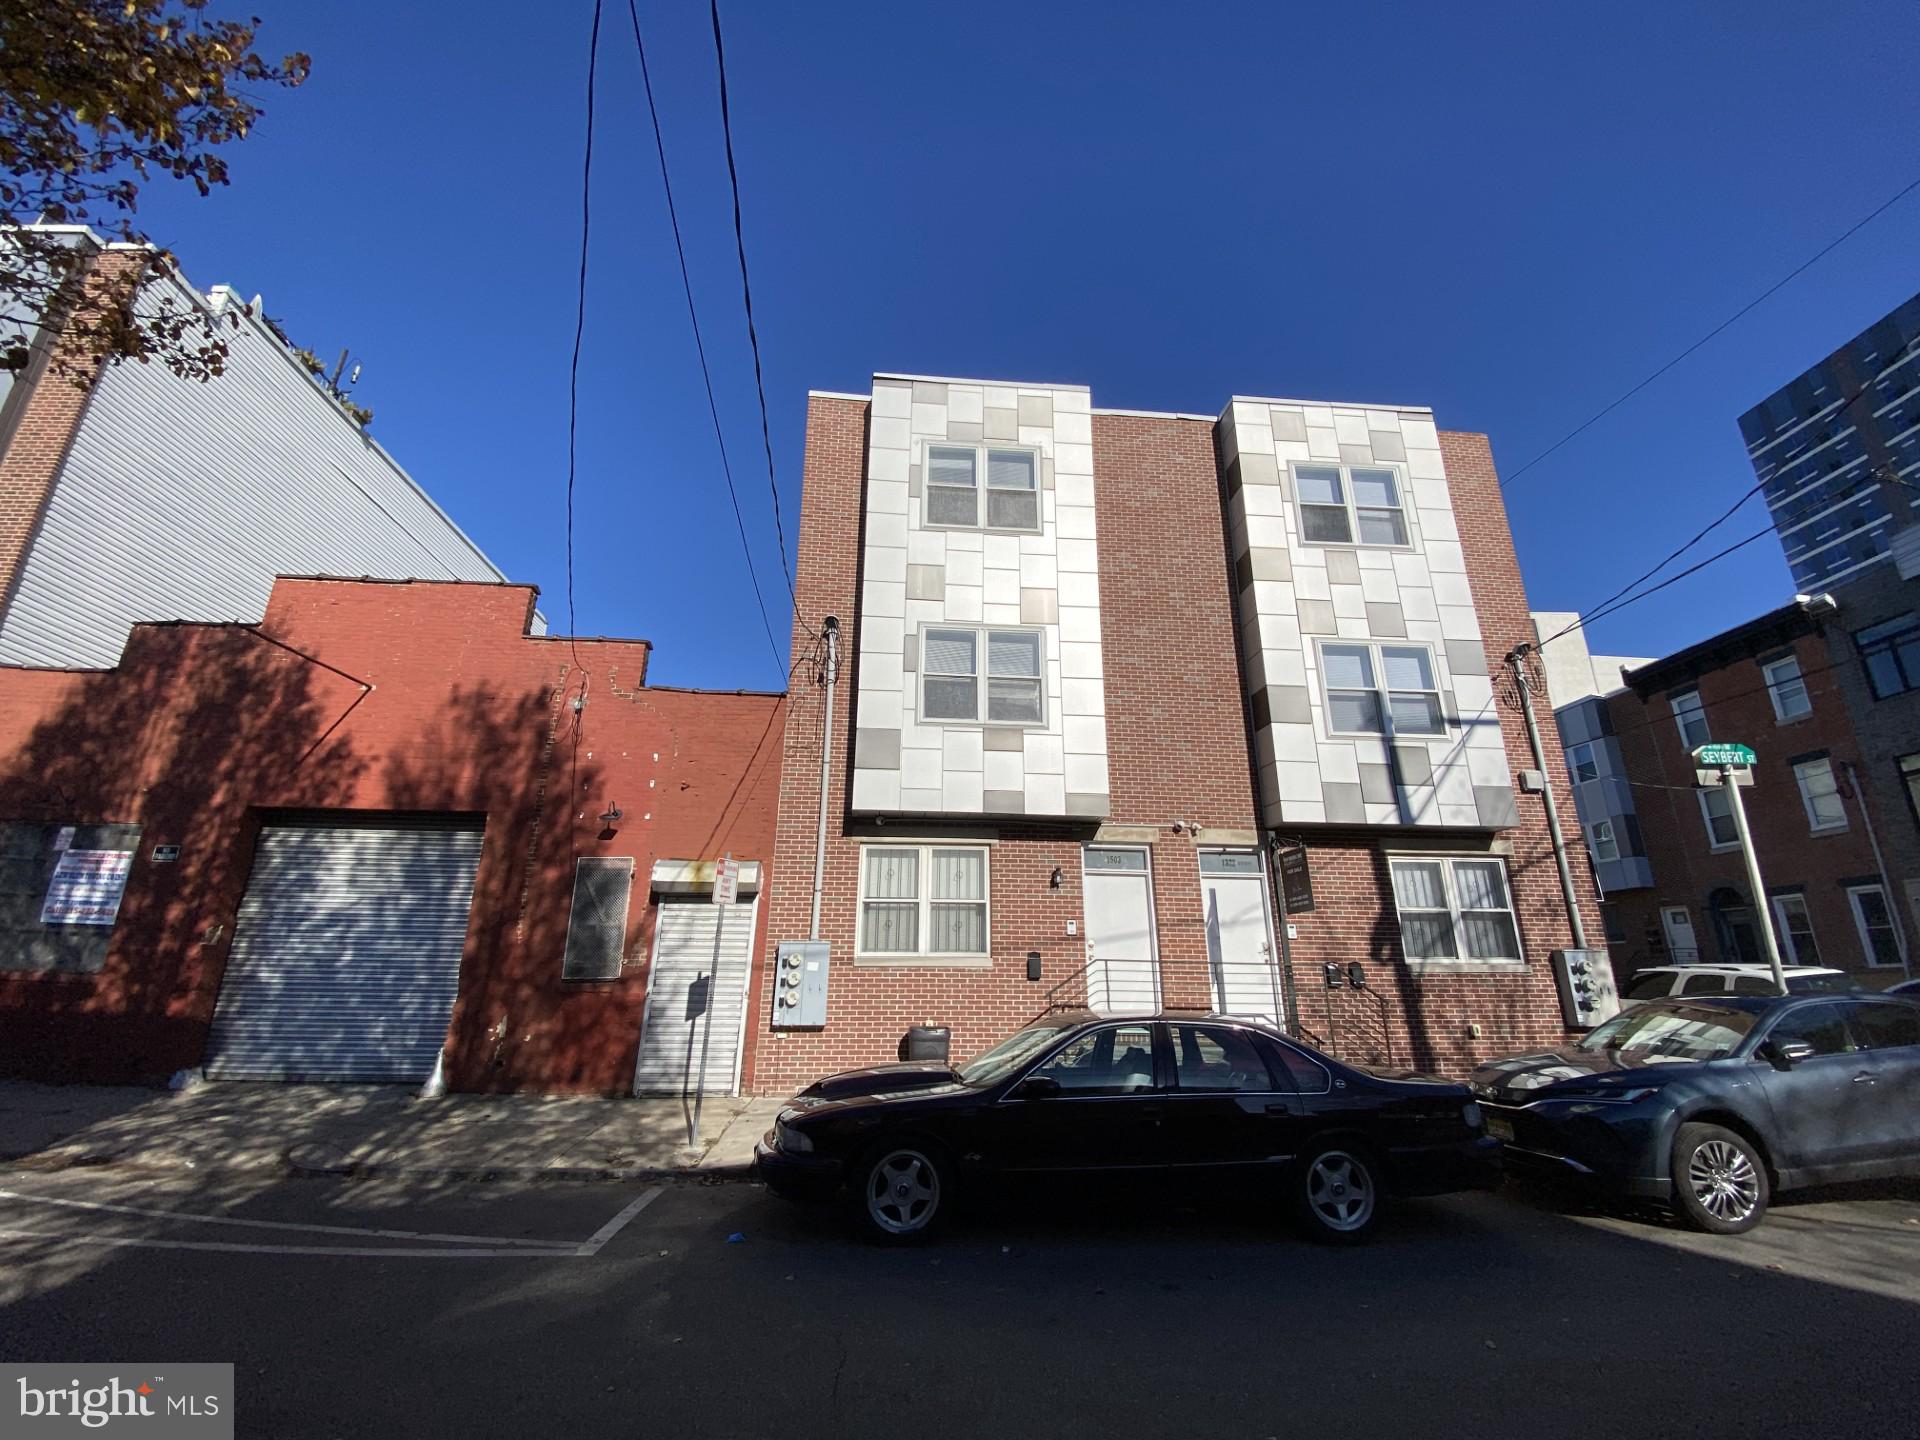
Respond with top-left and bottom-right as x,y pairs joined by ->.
753,375 -> 1594,1093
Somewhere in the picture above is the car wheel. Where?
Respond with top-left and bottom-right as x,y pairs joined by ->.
1671,1122 -> 1769,1234
849,1141 -> 950,1245
1292,1142 -> 1382,1244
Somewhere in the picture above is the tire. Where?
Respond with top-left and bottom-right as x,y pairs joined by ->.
1671,1122 -> 1770,1234
1291,1141 -> 1383,1244
848,1140 -> 952,1245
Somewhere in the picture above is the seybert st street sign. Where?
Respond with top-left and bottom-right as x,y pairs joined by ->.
1692,742 -> 1756,768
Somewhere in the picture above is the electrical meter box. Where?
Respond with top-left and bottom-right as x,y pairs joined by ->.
772,941 -> 830,1028
1551,948 -> 1619,1030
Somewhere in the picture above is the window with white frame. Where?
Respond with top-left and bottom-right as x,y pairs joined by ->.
921,627 -> 1044,724
858,845 -> 989,959
1771,893 -> 1820,966
1698,787 -> 1738,849
1670,689 -> 1710,750
1566,741 -> 1599,784
1291,463 -> 1410,546
1319,641 -> 1444,736
1388,857 -> 1523,962
1846,883 -> 1903,969
1762,655 -> 1812,721
1791,756 -> 1848,833
1588,819 -> 1620,862
924,443 -> 1040,532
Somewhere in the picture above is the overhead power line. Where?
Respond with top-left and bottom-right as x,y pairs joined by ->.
563,0 -> 605,674
708,0 -> 797,610
624,0 -> 784,680
1502,170 -> 1920,492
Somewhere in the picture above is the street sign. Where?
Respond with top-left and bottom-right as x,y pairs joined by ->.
712,855 -> 739,907
1276,845 -> 1315,914
1691,742 -> 1756,768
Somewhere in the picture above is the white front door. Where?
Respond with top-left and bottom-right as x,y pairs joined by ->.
1201,850 -> 1283,1025
1660,905 -> 1698,962
1081,847 -> 1160,1015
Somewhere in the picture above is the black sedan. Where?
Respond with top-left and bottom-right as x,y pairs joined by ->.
1473,993 -> 1920,1233
755,1010 -> 1499,1244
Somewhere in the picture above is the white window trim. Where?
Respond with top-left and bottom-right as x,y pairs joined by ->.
1792,757 -> 1849,834
916,624 -> 1048,728
1566,741 -> 1599,784
1697,787 -> 1740,852
1588,819 -> 1619,862
920,440 -> 1043,535
855,842 -> 992,966
1315,638 -> 1448,740
1771,893 -> 1817,967
1670,689 -> 1709,751
1846,883 -> 1905,970
1385,853 -> 1526,971
1762,655 -> 1813,722
1287,460 -> 1416,551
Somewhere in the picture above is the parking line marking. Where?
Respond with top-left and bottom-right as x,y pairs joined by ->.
575,1187 -> 664,1256
0,1189 -> 577,1249
0,1230 -> 572,1259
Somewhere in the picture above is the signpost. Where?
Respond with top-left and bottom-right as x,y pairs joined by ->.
1691,742 -> 1786,995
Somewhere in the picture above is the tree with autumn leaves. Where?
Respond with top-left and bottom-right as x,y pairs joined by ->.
1,1 -> 308,384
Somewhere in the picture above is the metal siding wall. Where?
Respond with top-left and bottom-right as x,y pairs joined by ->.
632,898 -> 758,1096
0,280 -> 515,668
204,822 -> 484,1083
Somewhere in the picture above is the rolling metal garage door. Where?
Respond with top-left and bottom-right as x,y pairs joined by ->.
205,820 -> 484,1082
632,896 -> 757,1097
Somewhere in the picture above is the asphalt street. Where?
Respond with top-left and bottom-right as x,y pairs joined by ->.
2,1165 -> 1917,1438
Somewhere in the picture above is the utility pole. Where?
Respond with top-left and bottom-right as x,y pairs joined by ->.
1507,645 -> 1589,950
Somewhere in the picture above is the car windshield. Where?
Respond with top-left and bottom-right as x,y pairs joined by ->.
1786,972 -> 1857,994
957,1021 -> 1078,1087
1576,1002 -> 1758,1062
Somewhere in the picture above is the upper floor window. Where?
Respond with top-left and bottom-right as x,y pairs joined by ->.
922,626 -> 1044,725
1319,641 -> 1444,737
1791,756 -> 1848,832
1762,655 -> 1812,721
1698,786 -> 1738,849
1900,752 -> 1920,825
1857,613 -> 1920,699
1588,819 -> 1620,862
1566,741 -> 1599,783
925,444 -> 1040,532
1670,689 -> 1710,750
1291,463 -> 1409,547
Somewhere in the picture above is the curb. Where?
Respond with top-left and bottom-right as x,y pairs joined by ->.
2,1149 -> 762,1186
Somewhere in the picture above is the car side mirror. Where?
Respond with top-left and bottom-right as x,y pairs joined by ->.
1761,1038 -> 1814,1069
1011,1075 -> 1061,1101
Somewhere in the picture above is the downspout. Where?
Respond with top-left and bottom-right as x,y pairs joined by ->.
809,616 -> 840,941
1843,759 -> 1910,980
1508,644 -> 1590,951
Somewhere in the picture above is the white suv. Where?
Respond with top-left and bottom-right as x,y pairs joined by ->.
1618,963 -> 1858,1006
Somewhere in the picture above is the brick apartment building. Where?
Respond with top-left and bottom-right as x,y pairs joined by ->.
753,375 -> 1595,1092
0,576 -> 784,1093
1551,597 -> 1911,986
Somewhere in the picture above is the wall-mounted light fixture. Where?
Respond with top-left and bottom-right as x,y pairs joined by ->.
599,802 -> 623,826
1049,867 -> 1063,890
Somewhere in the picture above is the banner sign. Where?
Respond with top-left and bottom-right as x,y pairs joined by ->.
40,849 -> 134,927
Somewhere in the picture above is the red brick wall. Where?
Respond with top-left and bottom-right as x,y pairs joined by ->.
0,576 -> 784,1093
1601,625 -> 1898,983
751,405 -> 1577,1092
0,249 -> 147,613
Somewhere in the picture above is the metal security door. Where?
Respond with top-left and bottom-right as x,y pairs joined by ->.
1201,850 -> 1282,1024
206,820 -> 484,1082
633,895 -> 758,1097
1081,847 -> 1160,1015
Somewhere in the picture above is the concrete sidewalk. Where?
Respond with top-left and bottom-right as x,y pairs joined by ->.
0,1078 -> 786,1182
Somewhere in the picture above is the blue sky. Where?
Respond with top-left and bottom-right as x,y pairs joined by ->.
128,1 -> 1920,689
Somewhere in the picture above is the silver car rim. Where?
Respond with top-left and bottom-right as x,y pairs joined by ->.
1307,1151 -> 1375,1232
1688,1139 -> 1760,1223
867,1149 -> 940,1235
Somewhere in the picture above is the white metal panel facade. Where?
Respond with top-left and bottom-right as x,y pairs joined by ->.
632,897 -> 758,1098
0,273 -> 535,669
205,821 -> 484,1083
